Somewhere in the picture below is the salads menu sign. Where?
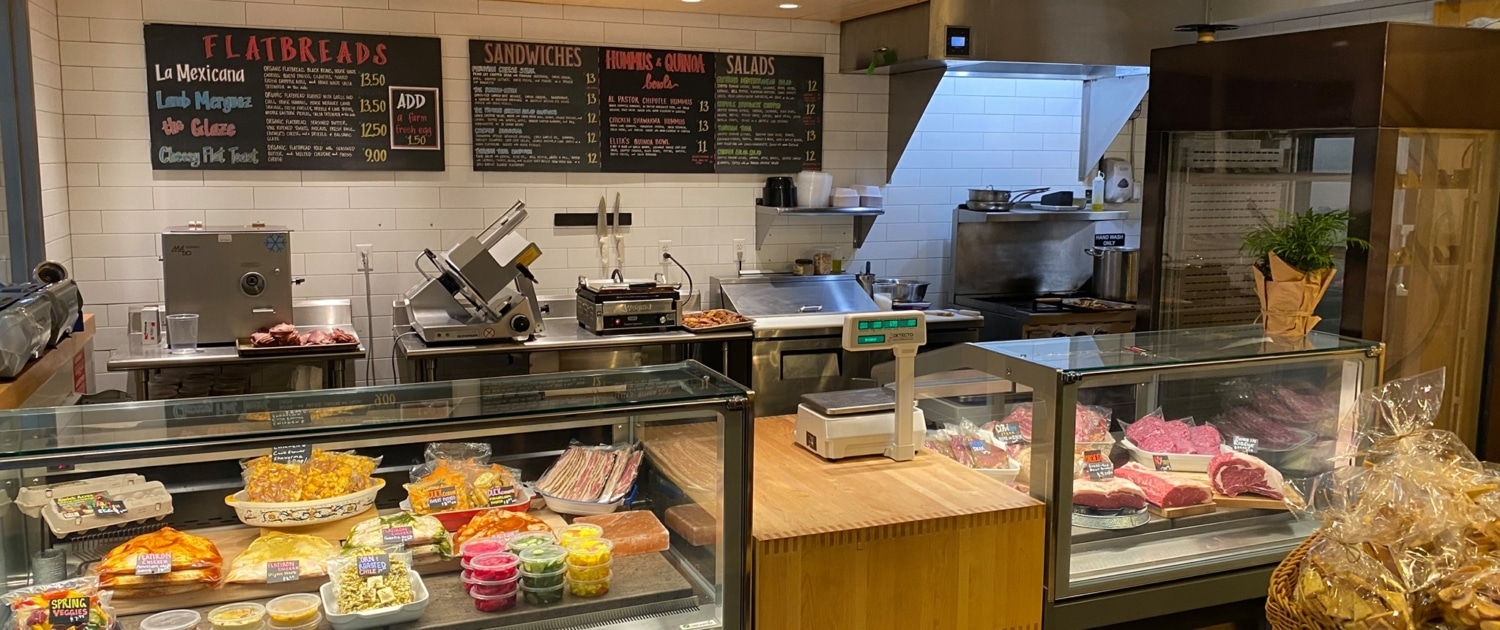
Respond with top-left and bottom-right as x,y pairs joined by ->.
469,40 -> 822,173
144,24 -> 444,171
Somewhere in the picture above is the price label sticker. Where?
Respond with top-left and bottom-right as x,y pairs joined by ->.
485,486 -> 519,507
269,409 -> 311,428
425,486 -> 458,511
266,560 -> 300,583
135,552 -> 173,576
48,597 -> 90,626
96,500 -> 128,516
1231,436 -> 1259,454
1083,449 -> 1114,480
1152,455 -> 1173,472
356,553 -> 389,578
54,492 -> 121,519
992,422 -> 1025,444
381,526 -> 414,546
271,444 -> 312,464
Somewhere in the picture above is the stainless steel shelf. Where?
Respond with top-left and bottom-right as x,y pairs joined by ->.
956,207 -> 1129,223
755,206 -> 885,250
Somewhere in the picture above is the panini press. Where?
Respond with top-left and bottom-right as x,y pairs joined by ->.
576,277 -> 680,335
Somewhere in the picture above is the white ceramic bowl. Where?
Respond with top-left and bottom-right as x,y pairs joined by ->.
1118,438 -> 1229,473
538,490 -> 623,516
225,478 -> 384,528
320,569 -> 429,630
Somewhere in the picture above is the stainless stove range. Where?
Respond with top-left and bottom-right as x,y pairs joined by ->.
954,295 -> 1135,340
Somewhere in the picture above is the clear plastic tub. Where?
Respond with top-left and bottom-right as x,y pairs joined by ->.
458,536 -> 510,563
566,558 -> 612,582
564,538 -> 614,568
515,544 -> 567,575
266,593 -> 321,628
568,574 -> 612,598
556,523 -> 603,547
520,583 -> 564,605
207,603 -> 266,630
519,566 -> 566,589
461,570 -> 521,596
466,552 -> 519,582
141,609 -> 202,630
504,532 -> 555,553
471,587 -> 519,613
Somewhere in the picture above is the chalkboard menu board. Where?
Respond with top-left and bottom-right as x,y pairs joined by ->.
469,41 -> 822,174
470,41 -> 599,171
715,54 -> 823,172
144,24 -> 444,171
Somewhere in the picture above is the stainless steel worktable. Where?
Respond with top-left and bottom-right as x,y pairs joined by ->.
108,345 -> 365,399
396,318 -> 752,385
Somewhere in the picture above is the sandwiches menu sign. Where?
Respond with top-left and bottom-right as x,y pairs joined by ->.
470,40 -> 822,174
144,24 -> 444,171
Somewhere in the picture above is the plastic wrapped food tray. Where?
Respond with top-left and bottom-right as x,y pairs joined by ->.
225,479 -> 383,528
397,486 -> 532,532
16,474 -> 173,537
1119,438 -> 1231,473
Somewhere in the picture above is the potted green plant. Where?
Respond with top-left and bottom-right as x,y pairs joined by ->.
1242,209 -> 1369,335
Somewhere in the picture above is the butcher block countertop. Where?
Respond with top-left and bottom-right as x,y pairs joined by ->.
751,415 -> 1045,630
752,415 -> 1040,540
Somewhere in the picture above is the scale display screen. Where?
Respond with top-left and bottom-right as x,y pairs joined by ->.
842,312 -> 926,351
856,318 -> 919,330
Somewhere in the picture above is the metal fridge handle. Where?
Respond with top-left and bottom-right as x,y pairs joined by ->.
799,305 -> 823,313
1085,247 -> 1102,257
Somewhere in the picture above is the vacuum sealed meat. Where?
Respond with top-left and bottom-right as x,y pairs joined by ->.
1001,403 -> 1113,443
1125,409 -> 1221,455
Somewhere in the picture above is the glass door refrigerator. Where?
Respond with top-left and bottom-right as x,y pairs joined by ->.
1138,23 -> 1500,452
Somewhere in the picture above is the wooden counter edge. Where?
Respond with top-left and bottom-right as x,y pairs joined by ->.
0,314 -> 95,410
752,415 -> 1043,542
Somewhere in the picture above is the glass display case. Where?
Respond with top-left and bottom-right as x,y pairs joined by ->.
0,361 -> 751,630
1140,23 -> 1500,450
913,326 -> 1382,627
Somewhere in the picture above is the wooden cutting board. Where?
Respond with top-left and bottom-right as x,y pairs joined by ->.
1174,472 -> 1288,511
1148,502 -> 1216,518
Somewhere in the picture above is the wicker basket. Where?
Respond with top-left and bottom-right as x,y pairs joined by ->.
1266,535 -> 1329,630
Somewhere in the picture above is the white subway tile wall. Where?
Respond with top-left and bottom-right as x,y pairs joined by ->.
881,75 -> 1120,307
47,0 -> 889,388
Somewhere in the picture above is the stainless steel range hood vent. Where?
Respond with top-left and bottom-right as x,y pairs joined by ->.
844,0 -> 1203,180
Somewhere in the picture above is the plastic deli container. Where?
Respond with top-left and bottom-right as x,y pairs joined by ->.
504,532 -> 555,553
467,551 -> 520,582
521,583 -> 564,605
207,603 -> 267,630
565,538 -> 614,568
266,594 -> 321,629
516,544 -> 567,575
458,537 -> 510,564
566,559 -> 611,582
141,610 -> 202,630
461,570 -> 521,597
568,574 -> 612,598
557,523 -> 603,547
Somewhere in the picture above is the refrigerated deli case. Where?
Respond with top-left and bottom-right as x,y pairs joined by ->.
1139,22 -> 1500,452
912,326 -> 1383,628
0,362 -> 751,630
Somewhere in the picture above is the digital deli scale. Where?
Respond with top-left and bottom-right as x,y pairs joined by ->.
795,312 -> 927,462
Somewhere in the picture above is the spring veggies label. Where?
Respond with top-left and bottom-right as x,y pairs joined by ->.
271,444 -> 312,464
381,526 -> 414,545
991,422 -> 1025,444
1082,450 -> 1114,480
356,553 -> 389,577
1152,455 -> 1173,472
48,597 -> 90,626
485,486 -> 519,507
136,552 -> 173,575
426,485 -> 458,511
266,560 -> 300,583
1231,436 -> 1259,454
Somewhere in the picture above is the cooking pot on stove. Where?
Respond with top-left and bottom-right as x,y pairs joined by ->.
966,186 -> 1049,212
1085,246 -> 1139,302
876,278 -> 929,303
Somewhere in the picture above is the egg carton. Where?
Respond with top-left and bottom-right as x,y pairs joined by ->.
17,474 -> 173,538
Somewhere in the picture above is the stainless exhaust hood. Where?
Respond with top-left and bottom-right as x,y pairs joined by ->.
842,0 -> 1204,180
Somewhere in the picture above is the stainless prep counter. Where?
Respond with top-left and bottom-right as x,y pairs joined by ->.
107,299 -> 365,400
395,317 -> 752,385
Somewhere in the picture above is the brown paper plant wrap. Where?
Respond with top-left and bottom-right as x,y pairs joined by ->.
1253,252 -> 1336,336
1243,209 -> 1368,336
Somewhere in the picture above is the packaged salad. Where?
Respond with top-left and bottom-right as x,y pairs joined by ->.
325,546 -> 416,614
3,577 -> 112,630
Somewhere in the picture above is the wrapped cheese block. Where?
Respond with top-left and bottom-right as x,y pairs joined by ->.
575,510 -> 670,556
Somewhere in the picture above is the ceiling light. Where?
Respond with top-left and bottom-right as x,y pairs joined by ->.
682,0 -> 701,3
779,3 -> 799,8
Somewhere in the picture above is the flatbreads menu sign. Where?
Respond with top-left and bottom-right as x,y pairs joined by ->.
144,24 -> 444,171
469,40 -> 822,173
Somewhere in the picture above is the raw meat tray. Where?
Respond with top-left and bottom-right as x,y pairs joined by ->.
236,327 -> 361,357
1119,437 -> 1232,473
680,312 -> 755,334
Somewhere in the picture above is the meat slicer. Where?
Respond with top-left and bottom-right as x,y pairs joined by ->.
394,201 -> 545,344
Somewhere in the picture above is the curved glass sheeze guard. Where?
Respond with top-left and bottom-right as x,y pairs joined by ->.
0,361 -> 751,630
907,326 -> 1382,603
